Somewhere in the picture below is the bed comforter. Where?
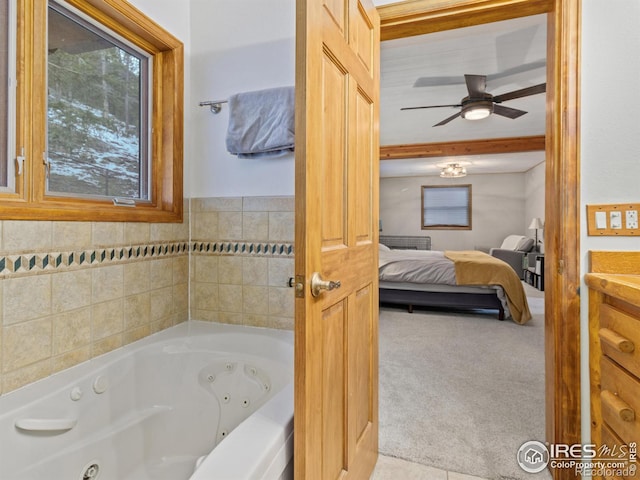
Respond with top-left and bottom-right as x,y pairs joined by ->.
379,248 -> 531,324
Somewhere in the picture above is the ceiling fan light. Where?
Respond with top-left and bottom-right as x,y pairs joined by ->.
460,99 -> 494,121
462,106 -> 491,120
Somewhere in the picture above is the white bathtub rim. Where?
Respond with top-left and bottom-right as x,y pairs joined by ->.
189,381 -> 294,480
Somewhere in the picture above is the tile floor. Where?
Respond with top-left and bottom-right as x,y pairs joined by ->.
372,455 -> 489,480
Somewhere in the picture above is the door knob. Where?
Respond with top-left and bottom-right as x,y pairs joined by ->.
310,272 -> 341,297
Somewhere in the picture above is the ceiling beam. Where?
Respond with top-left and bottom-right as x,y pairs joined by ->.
379,135 -> 545,160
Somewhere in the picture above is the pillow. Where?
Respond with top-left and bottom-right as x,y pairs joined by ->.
499,235 -> 525,250
379,243 -> 391,251
516,237 -> 535,252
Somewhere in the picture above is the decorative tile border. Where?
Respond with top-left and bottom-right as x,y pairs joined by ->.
0,242 -> 190,278
191,241 -> 294,257
0,240 -> 294,278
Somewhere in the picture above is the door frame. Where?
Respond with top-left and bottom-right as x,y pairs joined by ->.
376,1 -> 581,478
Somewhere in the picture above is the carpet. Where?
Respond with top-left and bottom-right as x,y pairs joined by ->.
378,291 -> 550,479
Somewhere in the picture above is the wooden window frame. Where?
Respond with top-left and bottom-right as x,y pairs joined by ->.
421,184 -> 472,230
3,0 -> 183,222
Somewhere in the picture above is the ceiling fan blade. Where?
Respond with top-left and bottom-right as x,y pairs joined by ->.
400,104 -> 461,111
487,59 -> 546,83
413,59 -> 546,88
493,83 -> 546,103
464,74 -> 487,98
433,111 -> 461,126
493,104 -> 527,119
413,75 -> 465,88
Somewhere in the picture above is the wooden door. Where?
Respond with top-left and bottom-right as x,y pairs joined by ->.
294,0 -> 380,478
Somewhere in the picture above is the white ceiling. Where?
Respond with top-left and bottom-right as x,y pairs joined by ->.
376,9 -> 547,177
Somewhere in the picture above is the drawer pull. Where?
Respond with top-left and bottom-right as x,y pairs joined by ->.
601,390 -> 635,422
599,328 -> 635,353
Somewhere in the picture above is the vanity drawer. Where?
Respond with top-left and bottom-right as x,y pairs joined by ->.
600,303 -> 640,379
601,357 -> 640,446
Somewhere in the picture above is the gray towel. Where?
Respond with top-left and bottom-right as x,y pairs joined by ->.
225,86 -> 295,159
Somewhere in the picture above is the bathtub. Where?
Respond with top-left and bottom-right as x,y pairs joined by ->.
0,321 -> 294,480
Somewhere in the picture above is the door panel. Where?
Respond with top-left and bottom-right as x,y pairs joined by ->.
354,89 -> 374,243
321,54 -> 347,248
352,3 -> 374,73
352,284 -> 373,440
324,0 -> 346,34
295,0 -> 380,477
322,301 -> 347,478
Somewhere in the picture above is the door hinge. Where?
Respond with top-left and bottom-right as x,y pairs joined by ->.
558,259 -> 564,275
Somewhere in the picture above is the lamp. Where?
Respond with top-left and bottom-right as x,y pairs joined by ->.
528,217 -> 544,252
440,163 -> 467,178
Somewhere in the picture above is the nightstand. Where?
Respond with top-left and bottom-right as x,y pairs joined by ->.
523,253 -> 544,291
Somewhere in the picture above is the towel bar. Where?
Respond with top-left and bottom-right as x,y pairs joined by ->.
199,100 -> 228,114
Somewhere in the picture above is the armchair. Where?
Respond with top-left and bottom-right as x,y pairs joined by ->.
489,235 -> 535,279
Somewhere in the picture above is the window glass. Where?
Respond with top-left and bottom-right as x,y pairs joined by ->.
47,1 -> 149,200
422,185 -> 472,230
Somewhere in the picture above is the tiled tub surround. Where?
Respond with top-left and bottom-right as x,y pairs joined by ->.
191,197 -> 295,330
0,212 -> 190,395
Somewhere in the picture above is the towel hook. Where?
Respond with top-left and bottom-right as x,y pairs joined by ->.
199,100 -> 228,114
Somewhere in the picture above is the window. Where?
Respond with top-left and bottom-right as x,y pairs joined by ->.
421,184 -> 472,230
1,0 -> 183,221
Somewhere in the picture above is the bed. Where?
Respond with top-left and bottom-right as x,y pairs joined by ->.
378,244 -> 532,324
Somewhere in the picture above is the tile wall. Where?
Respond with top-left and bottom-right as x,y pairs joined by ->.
190,196 -> 295,330
0,196 -> 295,396
0,201 -> 190,395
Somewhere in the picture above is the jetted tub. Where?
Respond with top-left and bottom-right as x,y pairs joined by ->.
0,321 -> 294,480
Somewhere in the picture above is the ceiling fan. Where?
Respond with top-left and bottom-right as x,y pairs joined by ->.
401,74 -> 546,127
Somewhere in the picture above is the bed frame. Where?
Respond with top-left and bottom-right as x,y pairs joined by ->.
379,286 -> 505,320
378,235 -> 505,319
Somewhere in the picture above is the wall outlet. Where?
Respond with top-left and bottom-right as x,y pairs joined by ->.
587,203 -> 640,236
626,210 -> 638,229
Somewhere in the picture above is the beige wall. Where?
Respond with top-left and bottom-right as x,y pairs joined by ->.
524,162 -> 546,250
380,173 -> 529,251
190,196 -> 294,330
0,201 -> 190,395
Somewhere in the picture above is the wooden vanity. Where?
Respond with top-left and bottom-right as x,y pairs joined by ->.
586,251 -> 640,479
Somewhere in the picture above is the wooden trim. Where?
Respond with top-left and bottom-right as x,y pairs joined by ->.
588,286 -> 604,454
379,2 -> 582,478
380,135 -> 545,160
590,251 -> 640,275
544,4 -> 582,475
378,0 -> 554,41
